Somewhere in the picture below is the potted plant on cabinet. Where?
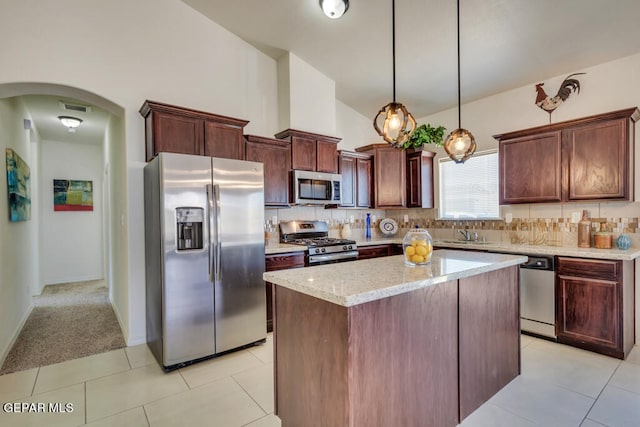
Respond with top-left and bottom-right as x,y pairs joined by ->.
399,123 -> 446,151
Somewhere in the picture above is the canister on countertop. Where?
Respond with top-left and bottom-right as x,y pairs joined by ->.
577,210 -> 591,248
594,232 -> 613,249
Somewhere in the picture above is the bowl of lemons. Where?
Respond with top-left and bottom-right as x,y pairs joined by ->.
402,228 -> 433,266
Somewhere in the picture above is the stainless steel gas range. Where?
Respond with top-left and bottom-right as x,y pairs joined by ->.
279,220 -> 358,265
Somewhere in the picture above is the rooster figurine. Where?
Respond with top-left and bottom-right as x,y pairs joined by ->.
535,72 -> 585,123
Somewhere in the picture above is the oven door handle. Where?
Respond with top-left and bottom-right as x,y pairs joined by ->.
308,250 -> 359,264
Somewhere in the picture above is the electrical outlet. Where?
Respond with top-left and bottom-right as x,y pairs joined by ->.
403,214 -> 409,223
505,213 -> 513,223
571,212 -> 581,223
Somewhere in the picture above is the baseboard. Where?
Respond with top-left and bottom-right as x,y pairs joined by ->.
43,275 -> 104,286
110,296 -> 130,346
0,302 -> 34,368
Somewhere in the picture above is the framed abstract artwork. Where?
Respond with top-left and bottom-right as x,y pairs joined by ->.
5,148 -> 31,222
53,179 -> 93,211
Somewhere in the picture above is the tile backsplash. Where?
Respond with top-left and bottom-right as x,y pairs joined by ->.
265,201 -> 640,248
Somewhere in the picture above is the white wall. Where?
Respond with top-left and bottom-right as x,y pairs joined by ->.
0,97 -> 39,364
281,52 -> 337,136
336,100 -> 381,151
0,0 -> 279,346
39,140 -> 103,285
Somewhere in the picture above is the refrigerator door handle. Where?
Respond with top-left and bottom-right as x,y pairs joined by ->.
207,184 -> 215,283
212,184 -> 222,283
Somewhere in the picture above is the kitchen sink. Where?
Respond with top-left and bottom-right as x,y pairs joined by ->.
437,239 -> 490,245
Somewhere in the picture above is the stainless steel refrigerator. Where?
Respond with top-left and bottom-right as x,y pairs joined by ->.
144,152 -> 266,370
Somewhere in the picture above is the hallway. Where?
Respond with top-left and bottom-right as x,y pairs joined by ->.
0,280 -> 125,375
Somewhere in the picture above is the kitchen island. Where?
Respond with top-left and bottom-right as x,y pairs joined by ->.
263,250 -> 527,427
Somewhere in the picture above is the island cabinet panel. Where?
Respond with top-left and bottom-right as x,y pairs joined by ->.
339,150 -> 372,208
498,132 -> 562,204
273,281 -> 459,427
275,129 -> 341,173
245,135 -> 291,207
495,107 -> 639,204
356,144 -> 406,208
140,100 -> 248,162
458,266 -> 521,420
264,252 -> 304,333
556,257 -> 634,359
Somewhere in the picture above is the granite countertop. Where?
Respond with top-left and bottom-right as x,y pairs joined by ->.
265,236 -> 640,260
354,236 -> 640,261
263,249 -> 526,307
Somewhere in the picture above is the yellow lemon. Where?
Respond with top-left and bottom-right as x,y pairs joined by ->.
405,246 -> 416,256
411,254 -> 424,263
415,245 -> 427,256
416,239 -> 427,247
411,240 -> 418,247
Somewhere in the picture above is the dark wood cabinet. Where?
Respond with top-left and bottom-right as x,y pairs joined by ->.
494,108 -> 639,204
556,257 -> 635,359
406,149 -> 435,208
139,100 -> 248,162
245,135 -> 291,207
357,245 -> 391,260
339,151 -> 372,208
565,117 -> 630,200
356,144 -> 406,208
265,252 -> 305,332
275,129 -> 341,173
498,131 -> 562,204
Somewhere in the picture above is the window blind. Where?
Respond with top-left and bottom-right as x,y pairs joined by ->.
438,150 -> 499,219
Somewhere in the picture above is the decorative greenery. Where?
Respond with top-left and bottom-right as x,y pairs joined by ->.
399,123 -> 446,150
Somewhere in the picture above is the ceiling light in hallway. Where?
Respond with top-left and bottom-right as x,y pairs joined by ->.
58,116 -> 82,133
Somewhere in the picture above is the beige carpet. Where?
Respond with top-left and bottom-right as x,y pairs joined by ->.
0,280 -> 126,375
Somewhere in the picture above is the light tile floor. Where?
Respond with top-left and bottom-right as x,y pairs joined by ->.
0,334 -> 638,426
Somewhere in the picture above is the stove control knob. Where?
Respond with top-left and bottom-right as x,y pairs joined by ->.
320,248 -> 325,253
348,245 -> 353,250
343,245 -> 348,250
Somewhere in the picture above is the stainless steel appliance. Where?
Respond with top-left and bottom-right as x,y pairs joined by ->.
520,255 -> 556,339
144,152 -> 266,370
292,170 -> 341,205
280,220 -> 357,265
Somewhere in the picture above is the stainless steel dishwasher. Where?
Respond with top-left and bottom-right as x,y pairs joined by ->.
519,255 -> 556,338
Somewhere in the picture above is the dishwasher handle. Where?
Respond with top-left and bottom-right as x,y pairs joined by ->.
520,256 -> 554,271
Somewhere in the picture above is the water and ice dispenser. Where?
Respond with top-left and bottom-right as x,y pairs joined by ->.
176,207 -> 204,250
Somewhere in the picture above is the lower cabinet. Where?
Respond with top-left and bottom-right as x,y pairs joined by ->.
265,252 -> 305,332
357,245 -> 390,260
357,243 -> 404,259
556,257 -> 635,359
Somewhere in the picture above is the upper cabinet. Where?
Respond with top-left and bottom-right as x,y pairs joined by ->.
356,144 -> 406,208
274,129 -> 341,173
339,151 -> 372,208
139,100 -> 248,162
494,108 -> 639,204
406,149 -> 435,208
245,135 -> 291,207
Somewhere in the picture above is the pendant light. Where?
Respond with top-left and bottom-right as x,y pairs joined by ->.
373,0 -> 416,147
443,0 -> 476,163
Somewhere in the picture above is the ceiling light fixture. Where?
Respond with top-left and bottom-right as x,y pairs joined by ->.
319,0 -> 349,19
373,0 -> 416,147
58,116 -> 83,133
443,0 -> 476,163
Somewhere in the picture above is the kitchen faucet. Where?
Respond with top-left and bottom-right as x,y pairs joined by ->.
459,229 -> 478,241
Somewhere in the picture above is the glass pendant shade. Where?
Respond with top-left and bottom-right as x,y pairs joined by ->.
374,101 -> 416,147
319,0 -> 349,19
444,128 -> 476,163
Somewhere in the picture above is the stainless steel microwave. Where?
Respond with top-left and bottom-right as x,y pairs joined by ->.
292,170 -> 341,205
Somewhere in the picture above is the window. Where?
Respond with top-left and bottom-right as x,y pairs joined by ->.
438,150 -> 499,219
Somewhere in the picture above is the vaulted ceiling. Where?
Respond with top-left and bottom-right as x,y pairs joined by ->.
184,0 -> 640,120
